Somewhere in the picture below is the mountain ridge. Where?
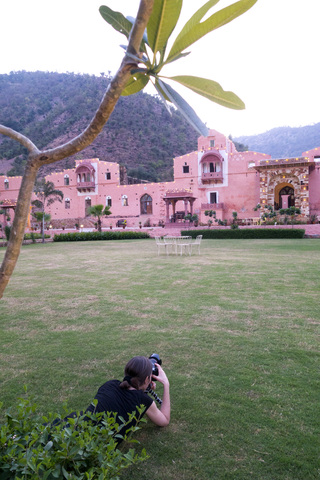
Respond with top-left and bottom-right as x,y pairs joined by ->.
234,123 -> 320,158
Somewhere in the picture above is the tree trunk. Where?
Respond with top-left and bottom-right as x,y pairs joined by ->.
0,0 -> 154,299
0,157 -> 39,298
42,213 -> 45,243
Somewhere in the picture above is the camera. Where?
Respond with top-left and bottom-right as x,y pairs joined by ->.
149,353 -> 162,377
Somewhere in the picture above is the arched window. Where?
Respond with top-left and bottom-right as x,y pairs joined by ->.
64,174 -> 69,186
140,194 -> 152,214
65,198 -> 70,209
106,196 -> 112,207
121,195 -> 128,206
4,179 -> 9,189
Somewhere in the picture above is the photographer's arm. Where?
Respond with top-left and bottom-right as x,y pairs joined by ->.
146,365 -> 170,427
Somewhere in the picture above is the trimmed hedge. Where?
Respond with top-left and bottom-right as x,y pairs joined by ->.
53,231 -> 150,242
24,233 -> 50,240
181,228 -> 305,239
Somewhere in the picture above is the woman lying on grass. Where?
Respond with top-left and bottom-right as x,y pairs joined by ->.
85,355 -> 170,438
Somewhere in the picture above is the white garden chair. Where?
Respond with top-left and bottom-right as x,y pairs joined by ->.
175,236 -> 192,255
155,236 -> 171,255
189,235 -> 202,255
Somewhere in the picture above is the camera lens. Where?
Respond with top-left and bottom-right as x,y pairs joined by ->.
149,353 -> 161,376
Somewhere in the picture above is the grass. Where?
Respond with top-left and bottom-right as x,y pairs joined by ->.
0,238 -> 319,479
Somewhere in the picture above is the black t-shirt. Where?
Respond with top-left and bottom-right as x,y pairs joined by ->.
86,380 -> 153,437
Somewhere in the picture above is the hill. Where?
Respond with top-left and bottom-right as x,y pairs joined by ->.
234,123 -> 320,158
0,71 -> 198,181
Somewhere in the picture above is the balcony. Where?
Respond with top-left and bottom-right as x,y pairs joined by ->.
77,181 -> 95,192
201,171 -> 223,183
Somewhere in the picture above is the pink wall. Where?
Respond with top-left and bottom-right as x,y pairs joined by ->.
1,129 -> 320,228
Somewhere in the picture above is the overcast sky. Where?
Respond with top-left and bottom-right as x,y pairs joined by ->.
1,0 -> 319,137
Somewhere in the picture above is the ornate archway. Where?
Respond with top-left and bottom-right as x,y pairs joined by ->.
268,174 -> 300,211
254,158 -> 310,217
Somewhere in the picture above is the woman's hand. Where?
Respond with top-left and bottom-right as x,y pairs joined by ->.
152,364 -> 169,386
146,364 -> 170,426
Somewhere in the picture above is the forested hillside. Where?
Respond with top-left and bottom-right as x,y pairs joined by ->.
235,123 -> 320,159
1,72 -> 319,180
0,71 -> 198,181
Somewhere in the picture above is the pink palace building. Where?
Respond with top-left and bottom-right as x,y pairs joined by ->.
1,129 -> 320,229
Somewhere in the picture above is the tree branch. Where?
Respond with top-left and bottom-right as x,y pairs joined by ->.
0,0 -> 155,299
34,0 -> 155,166
0,125 -> 40,154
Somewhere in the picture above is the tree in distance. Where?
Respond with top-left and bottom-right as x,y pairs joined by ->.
88,204 -> 112,232
32,180 -> 64,243
0,0 -> 257,298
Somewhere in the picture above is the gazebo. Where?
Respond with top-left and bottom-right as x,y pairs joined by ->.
0,199 -> 32,229
0,199 -> 17,228
163,189 -> 197,224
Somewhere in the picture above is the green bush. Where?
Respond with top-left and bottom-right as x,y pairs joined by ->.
0,394 -> 148,479
181,228 -> 305,239
53,231 -> 150,242
4,226 -> 11,241
24,233 -> 50,240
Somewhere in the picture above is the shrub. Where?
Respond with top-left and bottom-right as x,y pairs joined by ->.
4,225 -> 11,241
0,393 -> 148,479
181,228 -> 305,239
53,231 -> 150,242
24,233 -> 50,241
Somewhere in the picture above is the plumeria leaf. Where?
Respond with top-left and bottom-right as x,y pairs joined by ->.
121,73 -> 149,96
99,6 -> 133,38
167,0 -> 220,63
157,79 -> 208,136
99,6 -> 147,52
147,0 -> 183,57
125,52 -> 148,66
169,75 -> 245,109
154,78 -> 172,104
166,0 -> 257,64
164,51 -> 191,66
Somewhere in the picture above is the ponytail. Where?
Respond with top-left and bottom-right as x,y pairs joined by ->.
119,356 -> 152,390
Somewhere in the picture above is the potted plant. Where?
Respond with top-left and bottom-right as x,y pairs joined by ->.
139,221 -> 142,229
123,220 -> 127,229
110,223 -> 113,229
191,214 -> 199,226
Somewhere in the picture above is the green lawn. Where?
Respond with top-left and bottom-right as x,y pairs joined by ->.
1,239 -> 319,479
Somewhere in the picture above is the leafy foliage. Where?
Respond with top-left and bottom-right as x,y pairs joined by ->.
32,180 -> 63,241
88,204 -> 112,232
100,0 -> 258,135
0,393 -> 148,479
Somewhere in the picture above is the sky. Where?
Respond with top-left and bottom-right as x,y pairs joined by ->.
0,0 -> 319,137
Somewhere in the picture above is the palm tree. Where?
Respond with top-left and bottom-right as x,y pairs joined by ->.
88,204 -> 112,232
32,180 -> 63,242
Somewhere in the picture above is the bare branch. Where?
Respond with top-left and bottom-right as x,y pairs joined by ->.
34,0 -> 155,166
0,0 -> 155,299
0,124 -> 40,154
